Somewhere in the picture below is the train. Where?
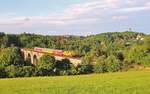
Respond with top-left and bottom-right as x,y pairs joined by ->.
34,47 -> 79,57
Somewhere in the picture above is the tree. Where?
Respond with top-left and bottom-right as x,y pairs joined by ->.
144,35 -> 150,51
0,47 -> 24,67
61,59 -> 71,69
77,64 -> 93,74
91,45 -> 105,58
37,55 -> 56,76
5,65 -> 20,78
39,55 -> 55,66
126,45 -> 150,65
2,35 -> 9,48
94,56 -> 107,73
81,54 -> 93,65
21,66 -> 36,77
55,58 -> 77,75
105,55 -> 122,72
116,51 -> 124,61
0,67 -> 7,78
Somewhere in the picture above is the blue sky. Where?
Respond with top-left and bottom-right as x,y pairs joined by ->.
0,0 -> 150,35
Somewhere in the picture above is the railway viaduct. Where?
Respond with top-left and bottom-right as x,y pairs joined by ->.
21,48 -> 82,66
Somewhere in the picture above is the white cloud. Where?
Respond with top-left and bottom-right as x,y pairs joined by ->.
105,0 -> 121,8
145,1 -> 150,7
0,17 -> 29,26
112,15 -> 128,20
0,0 -> 150,27
118,6 -> 150,12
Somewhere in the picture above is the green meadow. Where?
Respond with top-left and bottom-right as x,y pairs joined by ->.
0,71 -> 150,94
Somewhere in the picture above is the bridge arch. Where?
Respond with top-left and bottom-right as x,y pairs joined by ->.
33,55 -> 38,65
26,53 -> 32,63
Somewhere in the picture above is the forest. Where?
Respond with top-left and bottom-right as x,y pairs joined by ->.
0,31 -> 150,78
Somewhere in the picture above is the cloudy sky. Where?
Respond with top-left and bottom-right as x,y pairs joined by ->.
0,0 -> 150,35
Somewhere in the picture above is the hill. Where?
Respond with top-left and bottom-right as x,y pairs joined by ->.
0,31 -> 150,78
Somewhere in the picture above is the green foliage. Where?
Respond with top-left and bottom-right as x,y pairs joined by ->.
81,54 -> 93,65
5,65 -> 36,78
5,65 -> 21,78
59,59 -> 71,70
105,55 -> 122,72
39,55 -> 55,66
37,55 -> 56,76
144,35 -> 150,50
94,55 -> 122,73
77,64 -> 93,74
0,66 -> 7,78
126,46 -> 150,65
55,59 -> 77,75
0,47 -> 24,67
21,66 -> 36,77
0,31 -> 149,78
94,56 -> 107,73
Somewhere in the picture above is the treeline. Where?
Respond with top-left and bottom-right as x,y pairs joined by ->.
0,31 -> 150,78
0,47 -> 79,78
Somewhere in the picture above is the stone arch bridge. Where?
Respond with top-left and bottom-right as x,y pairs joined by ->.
21,48 -> 82,66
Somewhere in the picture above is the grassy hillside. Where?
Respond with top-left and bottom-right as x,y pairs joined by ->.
0,71 -> 150,94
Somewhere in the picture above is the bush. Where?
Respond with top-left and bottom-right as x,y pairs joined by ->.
36,64 -> 55,76
0,47 -> 24,67
5,65 -> 36,78
68,68 -> 78,75
21,66 -> 36,77
126,46 -> 150,65
94,56 -> 107,73
38,55 -> 56,68
81,54 -> 93,65
122,59 -> 131,71
0,67 -> 7,78
39,55 -> 55,64
55,59 -> 78,75
5,65 -> 20,78
106,55 -> 122,72
77,64 -> 93,74
37,55 -> 56,76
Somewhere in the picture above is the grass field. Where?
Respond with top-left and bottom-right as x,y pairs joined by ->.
0,71 -> 150,94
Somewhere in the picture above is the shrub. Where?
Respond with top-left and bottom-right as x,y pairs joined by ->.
37,55 -> 56,76
126,46 -> 150,65
21,66 -> 36,77
105,55 -> 122,72
81,54 -> 93,65
94,56 -> 107,73
0,67 -> 7,78
0,47 -> 24,67
5,65 -> 20,78
55,59 -> 78,75
36,64 -> 55,76
5,65 -> 36,78
39,55 -> 56,66
77,64 -> 93,74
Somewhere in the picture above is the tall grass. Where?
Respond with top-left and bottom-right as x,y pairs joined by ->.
0,71 -> 150,94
